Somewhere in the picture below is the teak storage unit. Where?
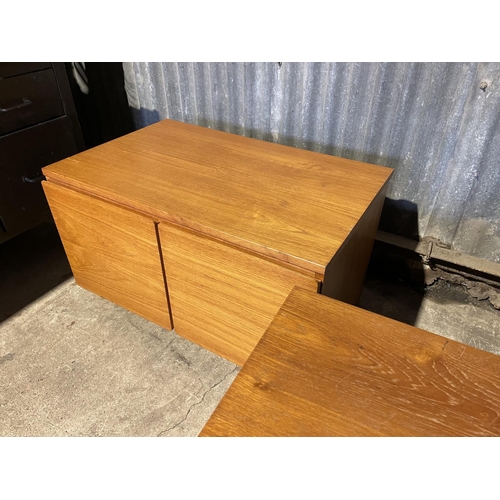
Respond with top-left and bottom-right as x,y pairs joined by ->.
42,119 -> 393,366
201,287 -> 500,437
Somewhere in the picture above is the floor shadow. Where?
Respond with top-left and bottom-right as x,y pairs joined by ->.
359,198 -> 425,327
0,222 -> 72,323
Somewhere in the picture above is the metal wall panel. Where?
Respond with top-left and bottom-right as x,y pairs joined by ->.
123,62 -> 500,263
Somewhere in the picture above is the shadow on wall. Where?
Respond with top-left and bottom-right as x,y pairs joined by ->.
130,108 -> 161,130
379,198 -> 420,241
360,198 -> 425,327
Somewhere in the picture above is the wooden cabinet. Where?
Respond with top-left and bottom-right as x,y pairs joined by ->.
42,119 -> 393,365
0,63 -> 83,243
201,287 -> 500,436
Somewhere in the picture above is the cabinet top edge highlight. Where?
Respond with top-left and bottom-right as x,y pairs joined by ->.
43,119 -> 393,272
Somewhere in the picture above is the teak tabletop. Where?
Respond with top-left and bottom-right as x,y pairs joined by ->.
200,287 -> 500,436
43,119 -> 392,274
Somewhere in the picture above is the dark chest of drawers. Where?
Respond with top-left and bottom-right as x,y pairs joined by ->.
0,62 -> 84,243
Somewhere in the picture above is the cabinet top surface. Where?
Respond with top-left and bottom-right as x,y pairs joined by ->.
43,119 -> 392,273
201,287 -> 500,437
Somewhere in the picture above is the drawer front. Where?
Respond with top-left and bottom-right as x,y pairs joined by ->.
42,182 -> 173,331
159,223 -> 318,366
0,117 -> 79,243
0,63 -> 52,79
0,69 -> 64,136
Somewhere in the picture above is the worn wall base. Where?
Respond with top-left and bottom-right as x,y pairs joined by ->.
370,231 -> 500,310
423,267 -> 500,310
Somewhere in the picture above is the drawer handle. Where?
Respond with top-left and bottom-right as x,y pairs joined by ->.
0,98 -> 32,113
23,173 -> 46,183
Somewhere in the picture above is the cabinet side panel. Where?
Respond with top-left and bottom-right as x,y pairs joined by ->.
43,181 -> 172,330
322,184 -> 388,305
159,223 -> 318,366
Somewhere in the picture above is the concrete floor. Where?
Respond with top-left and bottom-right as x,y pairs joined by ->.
1,223 -> 500,436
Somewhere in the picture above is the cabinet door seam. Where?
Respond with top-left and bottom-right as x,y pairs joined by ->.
154,221 -> 175,330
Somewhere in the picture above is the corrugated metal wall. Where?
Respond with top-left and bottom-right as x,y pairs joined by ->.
122,62 -> 500,263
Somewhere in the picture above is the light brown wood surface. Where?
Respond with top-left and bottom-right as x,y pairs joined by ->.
201,287 -> 500,436
43,119 -> 392,274
159,223 -> 318,366
43,182 -> 172,330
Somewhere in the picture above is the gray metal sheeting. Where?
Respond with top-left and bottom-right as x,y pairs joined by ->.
123,62 -> 500,263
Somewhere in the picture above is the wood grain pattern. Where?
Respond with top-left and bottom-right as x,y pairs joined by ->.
159,223 -> 318,366
201,287 -> 500,436
322,183 -> 389,305
42,182 -> 172,330
42,118 -> 393,274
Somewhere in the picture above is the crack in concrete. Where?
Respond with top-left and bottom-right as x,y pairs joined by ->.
157,367 -> 238,437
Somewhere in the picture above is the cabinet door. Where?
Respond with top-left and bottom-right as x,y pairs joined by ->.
159,223 -> 318,366
43,182 -> 172,330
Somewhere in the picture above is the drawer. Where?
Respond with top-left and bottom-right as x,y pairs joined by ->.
0,63 -> 52,79
0,69 -> 64,136
0,117 -> 80,243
